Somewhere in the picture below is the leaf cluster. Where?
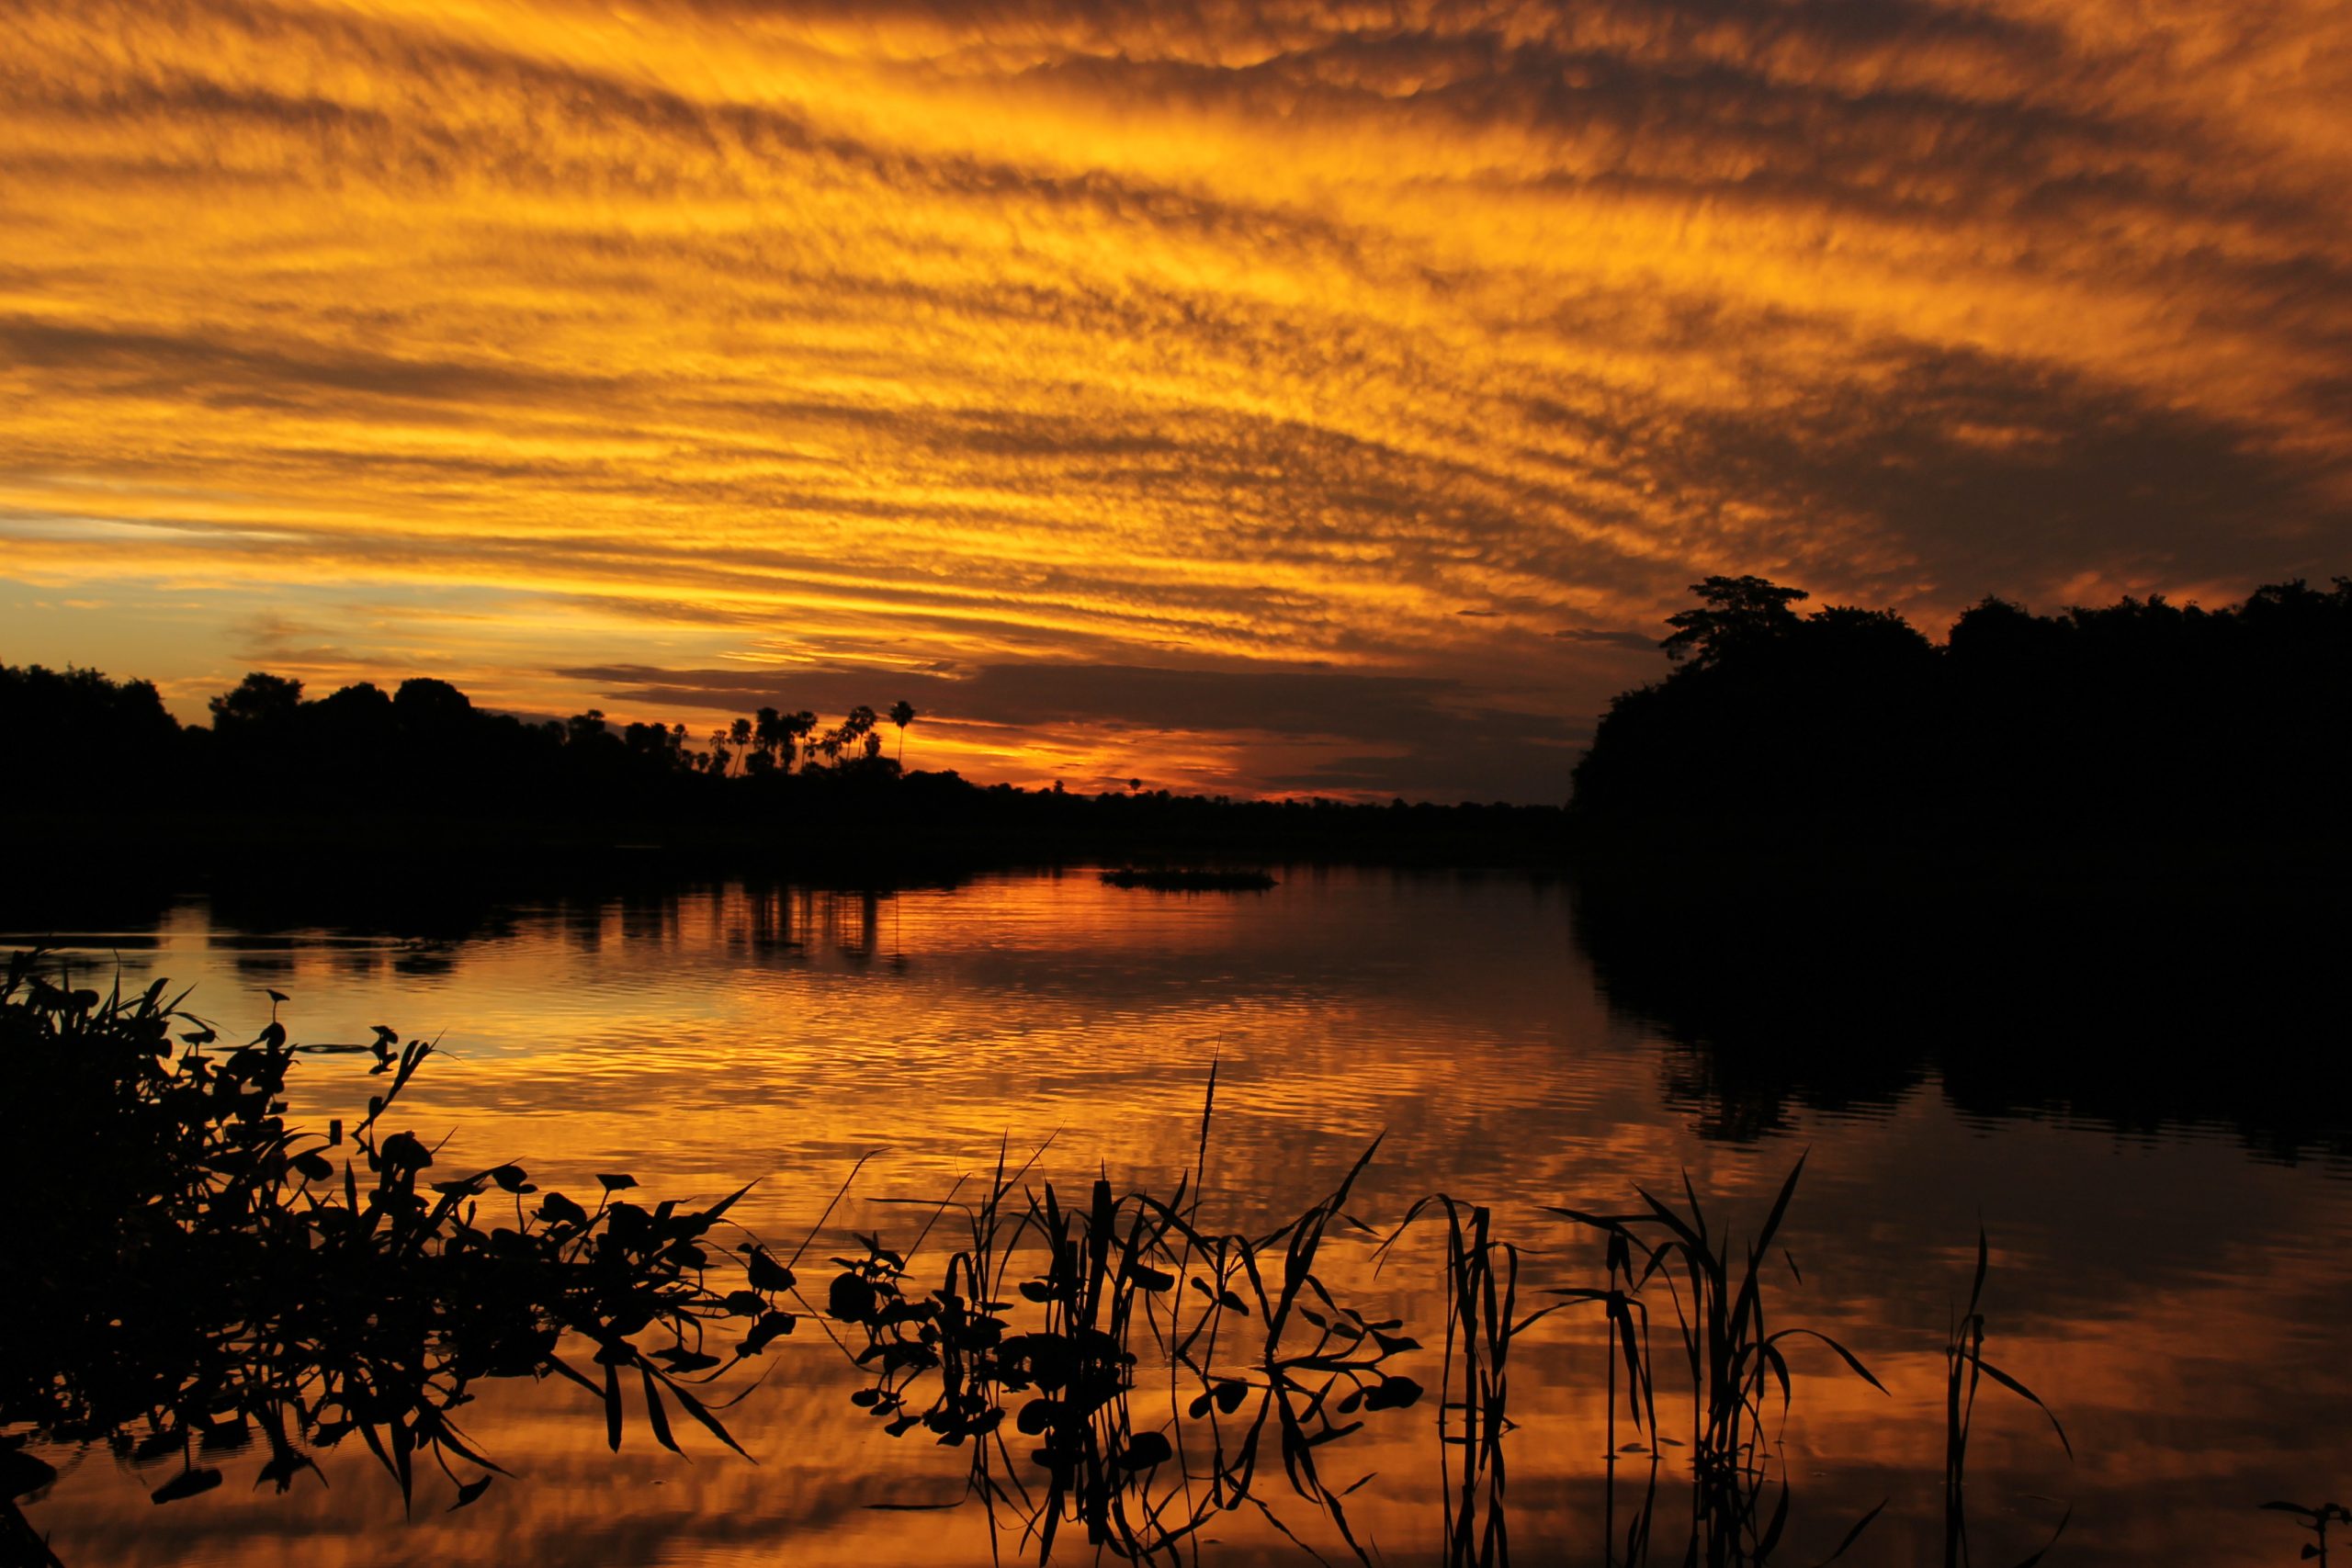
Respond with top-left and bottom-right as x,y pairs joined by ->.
0,953 -> 758,1522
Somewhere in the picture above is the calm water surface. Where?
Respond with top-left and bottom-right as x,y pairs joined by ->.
14,868 -> 2349,1567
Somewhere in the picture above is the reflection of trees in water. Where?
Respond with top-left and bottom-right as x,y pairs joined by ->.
1570,571 -> 2352,1160
1573,870 -> 2352,1161
734,884 -> 888,960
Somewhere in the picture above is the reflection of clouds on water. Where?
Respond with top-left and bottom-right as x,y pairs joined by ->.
14,868 -> 2352,1566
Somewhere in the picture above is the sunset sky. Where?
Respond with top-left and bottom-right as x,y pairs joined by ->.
5,0 -> 2349,799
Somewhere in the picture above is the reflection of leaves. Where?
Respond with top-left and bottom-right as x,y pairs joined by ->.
836,1111 -> 1418,1568
0,1450 -> 57,1501
1118,1431 -> 1173,1471
829,1273 -> 879,1324
744,1248 -> 796,1292
740,1312 -> 797,1354
148,1469 -> 221,1506
2,953 -> 774,1531
1187,1378 -> 1251,1418
1360,1375 -> 1423,1411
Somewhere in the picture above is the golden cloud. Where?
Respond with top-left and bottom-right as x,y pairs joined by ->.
3,0 -> 2347,793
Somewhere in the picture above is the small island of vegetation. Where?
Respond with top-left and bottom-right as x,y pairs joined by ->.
1099,867 -> 1278,892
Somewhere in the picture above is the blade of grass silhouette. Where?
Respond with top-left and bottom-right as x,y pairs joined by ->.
1812,1495 -> 1889,1566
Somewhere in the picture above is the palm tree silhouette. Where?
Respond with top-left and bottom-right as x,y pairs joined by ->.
841,705 -> 877,765
753,707 -> 783,771
889,700 -> 917,764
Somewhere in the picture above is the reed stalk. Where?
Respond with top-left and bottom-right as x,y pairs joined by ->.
1553,1156 -> 1885,1561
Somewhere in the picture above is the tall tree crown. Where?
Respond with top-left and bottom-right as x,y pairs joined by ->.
1660,576 -> 1811,668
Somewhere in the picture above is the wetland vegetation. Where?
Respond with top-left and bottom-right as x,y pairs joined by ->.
4,954 -> 2125,1568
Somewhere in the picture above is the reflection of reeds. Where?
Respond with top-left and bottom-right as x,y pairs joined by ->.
1945,1228 -> 2069,1568
1555,1156 -> 1885,1562
13,952 -> 2122,1568
2263,1500 -> 2349,1567
1553,1220 -> 1659,1465
832,1077 -> 1421,1563
1553,1215 -> 1664,1567
1379,1196 -> 1555,1568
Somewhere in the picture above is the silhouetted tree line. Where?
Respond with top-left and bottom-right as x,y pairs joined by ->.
0,665 -> 1562,877
1557,573 -> 2352,1162
1569,573 -> 2352,850
0,665 -> 922,818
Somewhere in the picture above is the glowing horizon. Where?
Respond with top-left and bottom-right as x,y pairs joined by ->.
5,0 -> 2349,797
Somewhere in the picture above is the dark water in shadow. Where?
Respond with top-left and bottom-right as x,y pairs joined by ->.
9,867 -> 2349,1567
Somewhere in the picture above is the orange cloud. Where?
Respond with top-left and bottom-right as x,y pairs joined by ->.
3,0 -> 2347,795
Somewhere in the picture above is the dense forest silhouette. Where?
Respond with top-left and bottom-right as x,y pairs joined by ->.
1565,572 -> 2352,1159
0,665 -> 1557,886
1570,573 -> 2352,854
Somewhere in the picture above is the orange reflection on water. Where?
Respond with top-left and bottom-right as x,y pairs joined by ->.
15,871 -> 2352,1566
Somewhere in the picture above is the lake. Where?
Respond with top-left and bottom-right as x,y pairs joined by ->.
11,867 -> 2349,1567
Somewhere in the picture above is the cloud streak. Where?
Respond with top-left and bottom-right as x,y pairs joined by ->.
2,0 -> 2347,794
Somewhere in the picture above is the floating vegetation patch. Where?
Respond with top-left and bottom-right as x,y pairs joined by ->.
1099,868 -> 1278,892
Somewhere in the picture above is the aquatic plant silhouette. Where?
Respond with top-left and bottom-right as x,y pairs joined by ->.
0,953 -> 765,1550
828,1077 -> 1422,1564
2263,1500 -> 2349,1566
1377,1196 -> 1557,1568
3,948 -> 2128,1568
1944,1228 -> 2070,1567
1551,1211 -> 1661,1465
1553,1156 -> 1886,1564
1550,1207 -> 1667,1565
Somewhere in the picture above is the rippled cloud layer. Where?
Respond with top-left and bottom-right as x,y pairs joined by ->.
5,0 -> 2348,795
